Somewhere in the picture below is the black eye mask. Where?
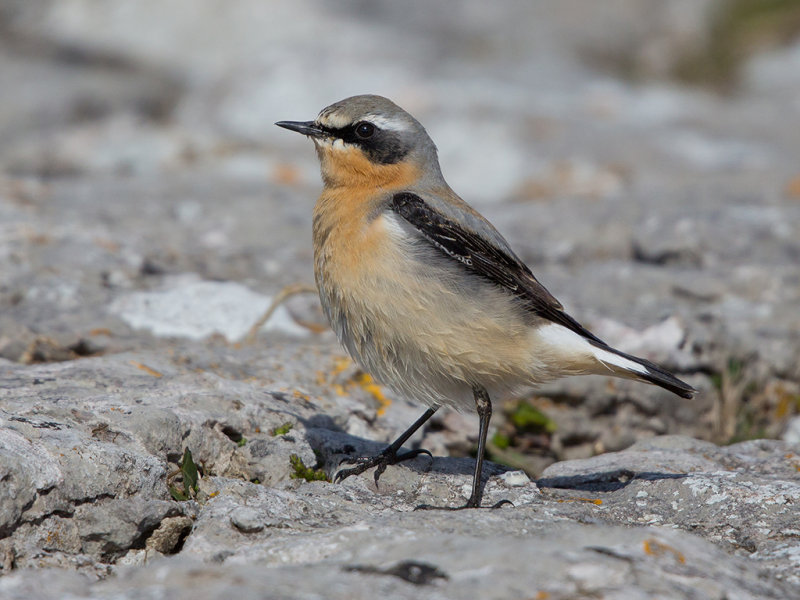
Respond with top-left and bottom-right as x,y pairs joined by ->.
320,122 -> 411,165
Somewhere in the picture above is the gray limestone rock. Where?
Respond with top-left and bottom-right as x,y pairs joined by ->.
1,355 -> 799,598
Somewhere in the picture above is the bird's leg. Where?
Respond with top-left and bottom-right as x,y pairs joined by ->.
417,387 -> 511,510
334,407 -> 437,486
465,386 -> 492,507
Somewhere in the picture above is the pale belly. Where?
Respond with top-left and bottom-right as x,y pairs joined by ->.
314,240 -> 542,409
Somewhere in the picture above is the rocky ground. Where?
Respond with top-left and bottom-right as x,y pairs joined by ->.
1,1 -> 799,598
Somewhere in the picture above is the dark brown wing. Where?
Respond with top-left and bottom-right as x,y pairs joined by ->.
390,192 -> 604,344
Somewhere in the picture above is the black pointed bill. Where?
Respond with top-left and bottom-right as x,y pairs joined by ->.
275,120 -> 327,138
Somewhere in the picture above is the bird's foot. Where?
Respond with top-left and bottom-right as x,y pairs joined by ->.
415,498 -> 513,511
334,447 -> 432,486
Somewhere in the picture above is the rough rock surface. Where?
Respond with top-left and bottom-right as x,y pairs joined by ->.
2,355 -> 799,598
1,0 -> 800,598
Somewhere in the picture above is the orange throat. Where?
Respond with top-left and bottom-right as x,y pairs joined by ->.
316,144 -> 419,190
312,145 -> 420,286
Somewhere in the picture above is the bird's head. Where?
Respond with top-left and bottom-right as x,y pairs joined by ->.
276,95 -> 442,188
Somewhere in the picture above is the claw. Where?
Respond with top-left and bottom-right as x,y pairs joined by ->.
337,454 -> 373,468
373,463 -> 387,486
334,446 -> 432,486
395,448 -> 432,461
334,462 -> 371,483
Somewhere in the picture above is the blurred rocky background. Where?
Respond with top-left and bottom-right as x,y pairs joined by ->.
1,1 -> 799,598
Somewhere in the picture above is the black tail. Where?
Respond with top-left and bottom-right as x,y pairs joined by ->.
591,341 -> 696,399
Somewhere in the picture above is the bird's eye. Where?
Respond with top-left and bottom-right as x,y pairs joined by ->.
355,121 -> 375,139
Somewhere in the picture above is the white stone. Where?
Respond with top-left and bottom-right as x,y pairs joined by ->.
109,274 -> 308,341
499,470 -> 531,487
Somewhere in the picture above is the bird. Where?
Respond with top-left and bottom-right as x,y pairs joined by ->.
276,94 -> 696,509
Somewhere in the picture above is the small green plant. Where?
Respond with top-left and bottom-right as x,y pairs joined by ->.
289,454 -> 329,482
711,373 -> 724,391
272,422 -> 294,436
485,398 -> 557,476
237,437 -> 248,447
509,401 -> 558,434
726,357 -> 744,381
492,431 -> 511,450
713,354 -> 755,444
169,448 -> 199,501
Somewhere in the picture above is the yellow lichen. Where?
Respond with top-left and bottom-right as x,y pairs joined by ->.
331,356 -> 352,376
315,356 -> 393,414
129,360 -> 163,378
557,497 -> 603,505
354,372 -> 392,416
643,538 -> 686,564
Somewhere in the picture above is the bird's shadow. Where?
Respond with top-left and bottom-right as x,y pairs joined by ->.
300,414 -> 688,491
302,422 -> 508,479
537,469 -> 689,493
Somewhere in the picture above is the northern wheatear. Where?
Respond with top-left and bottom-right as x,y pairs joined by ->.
276,95 -> 695,509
